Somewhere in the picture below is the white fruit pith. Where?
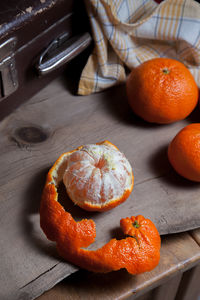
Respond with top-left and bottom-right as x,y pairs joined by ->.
63,143 -> 133,206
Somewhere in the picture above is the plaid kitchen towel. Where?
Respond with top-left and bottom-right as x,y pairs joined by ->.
78,0 -> 200,95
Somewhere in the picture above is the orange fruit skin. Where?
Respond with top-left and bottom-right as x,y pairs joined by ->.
57,215 -> 161,274
126,58 -> 199,124
168,124 -> 200,182
40,184 -> 161,274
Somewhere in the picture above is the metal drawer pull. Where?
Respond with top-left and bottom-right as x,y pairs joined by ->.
36,32 -> 92,76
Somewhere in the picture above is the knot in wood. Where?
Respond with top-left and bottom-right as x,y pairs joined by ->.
14,126 -> 48,144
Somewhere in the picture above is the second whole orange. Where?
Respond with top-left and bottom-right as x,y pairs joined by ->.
168,124 -> 200,182
126,58 -> 199,124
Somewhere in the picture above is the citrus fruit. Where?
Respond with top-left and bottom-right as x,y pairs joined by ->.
168,124 -> 200,182
40,141 -> 160,274
47,140 -> 134,211
126,58 -> 199,124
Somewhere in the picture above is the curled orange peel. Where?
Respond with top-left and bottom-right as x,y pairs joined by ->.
40,144 -> 161,274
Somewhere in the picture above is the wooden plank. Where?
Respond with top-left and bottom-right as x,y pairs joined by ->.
133,293 -> 153,300
191,228 -> 200,246
127,272 -> 182,300
0,76 -> 200,300
37,233 -> 200,300
175,264 -> 200,300
149,273 -> 182,300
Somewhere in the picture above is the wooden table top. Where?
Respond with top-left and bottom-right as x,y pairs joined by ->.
0,73 -> 200,300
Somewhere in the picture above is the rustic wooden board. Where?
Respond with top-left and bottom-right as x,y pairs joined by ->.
0,75 -> 200,300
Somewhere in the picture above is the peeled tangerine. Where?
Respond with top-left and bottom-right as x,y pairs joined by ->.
62,140 -> 134,211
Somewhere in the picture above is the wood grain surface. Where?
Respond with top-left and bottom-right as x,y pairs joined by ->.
191,228 -> 200,246
3,76 -> 200,235
174,265 -> 200,300
0,74 -> 200,300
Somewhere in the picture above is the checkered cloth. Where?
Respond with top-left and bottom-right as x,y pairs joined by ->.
78,0 -> 200,95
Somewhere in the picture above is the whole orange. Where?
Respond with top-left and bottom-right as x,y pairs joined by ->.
126,58 -> 199,124
168,124 -> 200,182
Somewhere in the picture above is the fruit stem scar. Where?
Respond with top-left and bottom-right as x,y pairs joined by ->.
162,68 -> 170,74
133,220 -> 140,228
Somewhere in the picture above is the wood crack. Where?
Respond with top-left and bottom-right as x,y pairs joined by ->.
19,263 -> 60,290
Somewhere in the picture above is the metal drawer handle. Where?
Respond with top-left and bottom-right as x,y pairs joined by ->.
36,32 -> 92,76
